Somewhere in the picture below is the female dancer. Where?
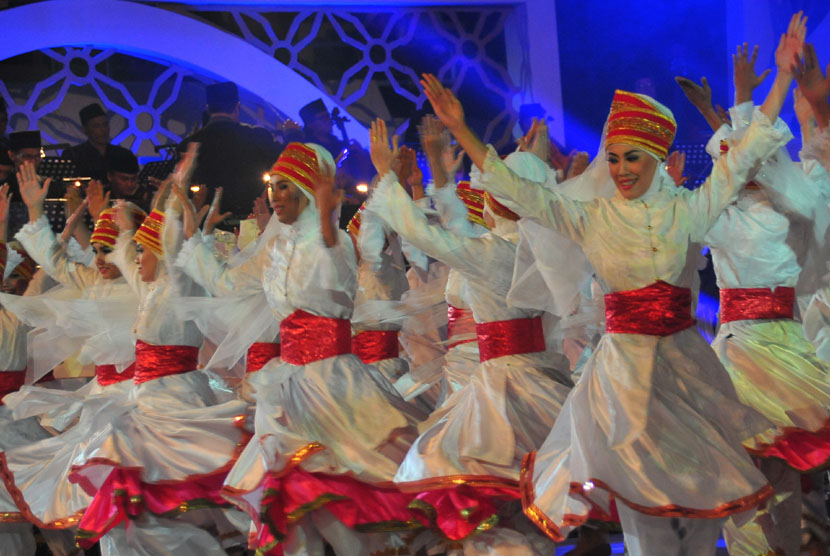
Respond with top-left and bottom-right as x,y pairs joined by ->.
60,154 -> 250,555
368,118 -> 573,554
418,11 -> 805,553
0,162 -> 145,540
676,42 -> 830,555
176,142 -> 424,556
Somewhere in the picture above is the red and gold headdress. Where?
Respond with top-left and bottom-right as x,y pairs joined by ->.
133,209 -> 164,257
4,242 -> 36,281
270,142 -> 323,198
347,202 -> 365,237
606,90 -> 676,160
456,181 -> 489,228
484,192 -> 519,222
91,206 -> 147,248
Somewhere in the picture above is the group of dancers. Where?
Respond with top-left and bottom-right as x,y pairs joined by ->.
0,10 -> 828,556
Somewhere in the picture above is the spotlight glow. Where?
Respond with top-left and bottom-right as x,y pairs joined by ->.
356,183 -> 368,194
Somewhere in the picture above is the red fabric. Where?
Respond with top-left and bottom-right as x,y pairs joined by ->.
719,287 -> 795,324
279,310 -> 352,365
256,468 -> 420,555
95,363 -> 135,386
133,340 -> 199,384
475,316 -> 545,362
604,280 -> 694,336
748,423 -> 830,473
409,485 -> 521,540
73,465 -> 232,548
246,342 -> 281,373
351,330 -> 399,363
447,305 -> 476,350
0,370 -> 26,404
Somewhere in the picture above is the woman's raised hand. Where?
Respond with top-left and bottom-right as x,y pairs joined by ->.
86,180 -> 110,222
203,187 -> 232,235
421,74 -> 465,131
775,11 -> 806,74
665,151 -> 688,187
369,118 -> 397,177
733,43 -> 771,104
17,160 -> 51,221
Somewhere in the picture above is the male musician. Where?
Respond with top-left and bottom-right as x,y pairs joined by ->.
62,103 -> 134,182
297,98 -> 372,189
180,81 -> 281,217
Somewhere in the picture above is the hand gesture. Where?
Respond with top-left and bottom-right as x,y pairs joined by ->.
715,104 -> 732,126
0,184 -> 10,225
407,150 -> 425,190
86,179 -> 110,222
17,160 -> 51,211
112,200 -> 134,233
528,119 -> 552,166
665,150 -> 688,186
252,191 -> 270,233
420,74 -> 465,131
440,138 -> 464,177
369,118 -> 398,177
61,196 -> 90,244
418,114 -> 445,159
675,76 -> 714,112
151,176 -> 173,211
65,182 -> 83,217
566,151 -> 590,179
203,187 -> 232,235
172,187 -> 203,239
392,145 -> 413,186
314,170 -> 344,221
794,43 -> 830,106
172,142 -> 199,196
775,11 -> 807,74
733,43 -> 771,103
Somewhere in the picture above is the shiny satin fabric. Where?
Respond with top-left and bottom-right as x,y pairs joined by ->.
719,286 -> 795,323
446,305 -> 476,350
713,318 -> 830,472
475,316 -> 545,362
279,310 -> 352,365
604,281 -> 694,336
134,341 -> 199,384
351,330 -> 399,364
95,363 -> 135,387
0,371 -> 26,404
246,342 -> 281,373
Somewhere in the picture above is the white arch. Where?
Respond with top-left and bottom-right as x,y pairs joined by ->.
0,0 -> 368,142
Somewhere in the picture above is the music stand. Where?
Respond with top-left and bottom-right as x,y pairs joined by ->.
36,158 -> 78,181
139,159 -> 177,188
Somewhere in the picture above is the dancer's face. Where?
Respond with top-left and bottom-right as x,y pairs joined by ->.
135,243 -> 158,282
1,271 -> 28,295
606,144 -> 657,200
268,179 -> 307,224
92,242 -> 121,280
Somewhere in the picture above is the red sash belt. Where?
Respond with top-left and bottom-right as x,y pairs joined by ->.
95,363 -> 136,386
280,309 -> 352,365
605,280 -> 694,336
0,370 -> 25,404
720,287 -> 795,324
133,340 -> 199,385
246,342 -> 281,373
447,305 -> 477,349
476,316 -> 545,362
352,330 -> 399,363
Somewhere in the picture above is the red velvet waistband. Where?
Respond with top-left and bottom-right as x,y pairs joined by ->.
475,316 -> 545,362
447,304 -> 476,349
133,340 -> 199,385
246,342 -> 281,373
95,363 -> 136,387
719,287 -> 795,324
0,371 -> 25,404
352,330 -> 399,363
605,280 -> 694,336
280,310 -> 352,365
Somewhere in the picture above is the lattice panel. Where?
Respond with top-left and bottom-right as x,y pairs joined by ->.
0,47 -> 289,159
194,6 -> 520,149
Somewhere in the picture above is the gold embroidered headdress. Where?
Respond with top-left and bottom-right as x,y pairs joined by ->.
606,90 -> 676,160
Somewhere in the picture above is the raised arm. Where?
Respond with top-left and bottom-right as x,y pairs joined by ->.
795,43 -> 830,130
369,118 -> 506,285
759,11 -> 807,123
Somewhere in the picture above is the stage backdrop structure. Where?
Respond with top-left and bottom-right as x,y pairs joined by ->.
0,0 -> 564,159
